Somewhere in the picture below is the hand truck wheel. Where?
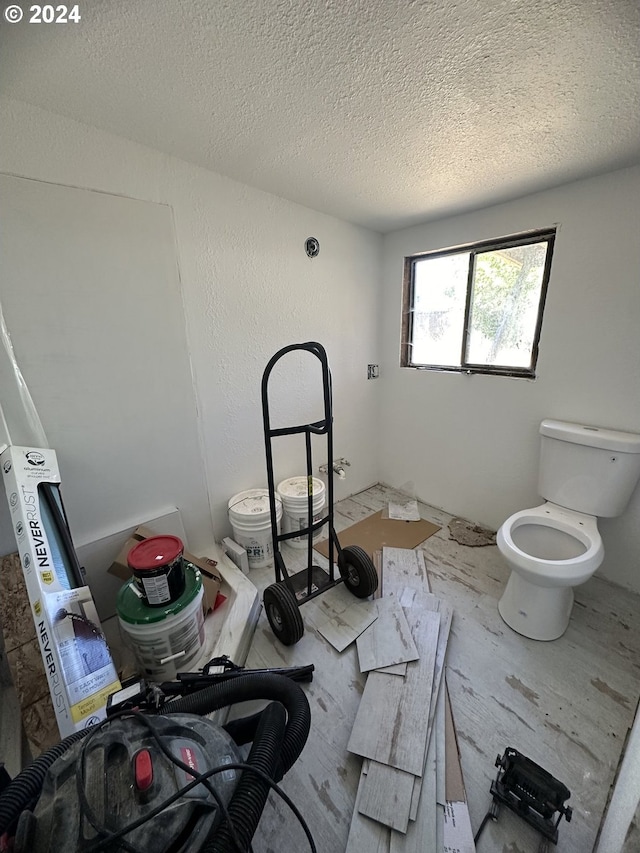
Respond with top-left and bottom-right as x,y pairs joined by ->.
338,545 -> 378,598
264,582 -> 305,645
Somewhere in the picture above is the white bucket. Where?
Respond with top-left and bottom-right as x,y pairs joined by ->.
277,477 -> 326,550
228,489 -> 282,569
116,565 -> 205,681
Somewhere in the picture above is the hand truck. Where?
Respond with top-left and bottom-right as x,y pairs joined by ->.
261,342 -> 378,645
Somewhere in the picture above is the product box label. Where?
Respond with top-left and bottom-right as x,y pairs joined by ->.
1,445 -> 120,737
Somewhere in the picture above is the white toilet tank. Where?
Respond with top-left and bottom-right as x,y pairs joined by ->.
538,419 -> 640,517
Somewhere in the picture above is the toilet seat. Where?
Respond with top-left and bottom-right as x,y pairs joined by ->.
497,502 -> 603,587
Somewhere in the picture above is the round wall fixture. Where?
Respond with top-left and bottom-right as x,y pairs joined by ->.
305,237 -> 320,258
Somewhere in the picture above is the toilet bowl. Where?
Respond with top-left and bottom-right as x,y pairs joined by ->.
497,419 -> 640,642
497,502 -> 604,641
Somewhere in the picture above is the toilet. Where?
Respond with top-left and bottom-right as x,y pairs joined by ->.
497,419 -> 640,641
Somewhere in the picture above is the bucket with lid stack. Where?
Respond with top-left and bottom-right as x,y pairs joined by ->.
228,488 -> 282,568
277,476 -> 326,550
116,563 -> 205,680
127,534 -> 185,607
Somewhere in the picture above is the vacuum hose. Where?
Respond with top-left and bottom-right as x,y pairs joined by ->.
0,728 -> 89,837
208,700 -> 286,853
0,672 -> 311,849
165,671 -> 310,778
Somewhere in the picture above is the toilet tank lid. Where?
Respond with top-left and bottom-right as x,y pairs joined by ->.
540,419 -> 640,453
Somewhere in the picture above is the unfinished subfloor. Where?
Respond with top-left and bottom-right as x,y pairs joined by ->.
245,483 -> 640,853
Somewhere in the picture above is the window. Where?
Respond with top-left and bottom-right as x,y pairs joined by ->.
401,228 -> 555,378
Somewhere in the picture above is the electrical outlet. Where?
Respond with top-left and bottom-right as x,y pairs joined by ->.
367,364 -> 379,379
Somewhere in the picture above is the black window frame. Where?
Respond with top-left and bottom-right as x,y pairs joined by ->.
401,227 -> 556,378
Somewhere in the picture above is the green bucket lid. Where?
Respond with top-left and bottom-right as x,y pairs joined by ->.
117,562 -> 202,625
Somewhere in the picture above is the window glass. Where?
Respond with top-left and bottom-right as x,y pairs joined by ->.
403,230 -> 554,378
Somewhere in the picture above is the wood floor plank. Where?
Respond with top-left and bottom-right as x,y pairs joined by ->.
408,602 -> 452,820
317,599 -> 378,652
358,761 -> 415,833
356,597 -> 419,673
381,546 -> 426,594
391,709 -> 438,852
377,662 -> 407,676
348,605 -> 441,775
346,765 -> 391,852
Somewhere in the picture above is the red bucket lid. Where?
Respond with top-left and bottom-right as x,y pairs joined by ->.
127,535 -> 184,571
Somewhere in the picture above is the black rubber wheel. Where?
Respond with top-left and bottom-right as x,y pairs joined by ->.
338,545 -> 378,598
263,583 -> 304,646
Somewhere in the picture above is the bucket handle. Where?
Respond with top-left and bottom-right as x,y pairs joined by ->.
229,494 -> 283,513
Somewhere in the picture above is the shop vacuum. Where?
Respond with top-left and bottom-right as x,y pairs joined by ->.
0,671 -> 312,853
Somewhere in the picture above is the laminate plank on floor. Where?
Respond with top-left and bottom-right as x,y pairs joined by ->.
381,546 -> 427,594
345,765 -> 391,853
408,603 -> 452,820
377,662 -> 407,676
391,711 -> 438,853
358,760 -> 416,833
348,604 -> 441,775
356,598 -> 419,673
317,599 -> 378,652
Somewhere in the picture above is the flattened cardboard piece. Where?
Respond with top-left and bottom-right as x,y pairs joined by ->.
315,510 -> 440,560
108,525 -> 222,613
445,683 -> 466,801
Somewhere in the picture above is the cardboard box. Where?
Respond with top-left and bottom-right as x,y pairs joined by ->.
108,525 -> 222,613
1,445 -> 121,739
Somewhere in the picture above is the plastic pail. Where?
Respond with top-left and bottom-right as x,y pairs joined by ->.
277,477 -> 326,550
116,563 -> 205,680
228,489 -> 282,569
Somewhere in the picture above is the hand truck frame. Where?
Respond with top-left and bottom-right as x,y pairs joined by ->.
261,342 -> 378,644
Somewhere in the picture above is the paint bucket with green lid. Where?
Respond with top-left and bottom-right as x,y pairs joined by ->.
116,563 -> 205,679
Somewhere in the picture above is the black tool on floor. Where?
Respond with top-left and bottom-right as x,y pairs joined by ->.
475,747 -> 572,850
105,656 -> 315,715
261,342 -> 378,646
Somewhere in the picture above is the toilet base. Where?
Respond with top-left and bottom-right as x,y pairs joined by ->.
498,571 -> 574,641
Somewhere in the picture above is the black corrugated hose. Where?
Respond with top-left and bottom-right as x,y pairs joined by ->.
208,700 -> 286,853
0,672 -> 311,849
165,671 -> 310,779
0,728 -> 90,837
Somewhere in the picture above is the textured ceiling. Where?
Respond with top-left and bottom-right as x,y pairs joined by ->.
1,0 -> 639,231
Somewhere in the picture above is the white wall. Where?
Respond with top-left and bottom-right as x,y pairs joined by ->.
0,175 -> 212,572
380,167 -> 640,591
0,97 -> 382,555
